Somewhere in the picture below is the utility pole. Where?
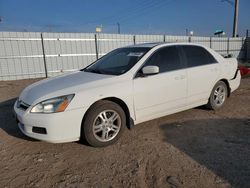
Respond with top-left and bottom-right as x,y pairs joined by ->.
232,0 -> 239,37
117,23 -> 120,34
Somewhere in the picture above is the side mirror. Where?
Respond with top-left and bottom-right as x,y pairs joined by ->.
142,66 -> 159,75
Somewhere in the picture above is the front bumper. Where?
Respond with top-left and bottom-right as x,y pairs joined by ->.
14,100 -> 88,143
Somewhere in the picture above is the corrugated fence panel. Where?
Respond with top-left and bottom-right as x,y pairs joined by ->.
0,32 -> 248,81
165,35 -> 189,42
191,36 -> 211,48
211,37 -> 228,55
98,33 -> 134,58
0,32 -> 45,80
42,32 -> 96,77
135,34 -> 164,43
229,37 -> 245,58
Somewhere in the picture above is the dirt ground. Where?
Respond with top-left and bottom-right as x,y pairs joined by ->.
0,78 -> 249,188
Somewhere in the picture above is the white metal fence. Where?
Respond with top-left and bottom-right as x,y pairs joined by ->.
0,32 -> 248,81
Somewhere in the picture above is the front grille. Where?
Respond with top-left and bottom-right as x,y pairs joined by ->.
17,100 -> 30,111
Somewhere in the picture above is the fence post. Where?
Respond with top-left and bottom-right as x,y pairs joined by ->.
94,34 -> 99,60
188,36 -> 191,43
241,37 -> 246,60
246,37 -> 249,60
227,37 -> 230,55
210,37 -> 212,48
163,34 -> 166,42
133,35 -> 136,45
40,33 -> 48,78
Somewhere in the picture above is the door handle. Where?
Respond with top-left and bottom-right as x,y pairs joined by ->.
210,68 -> 218,72
174,75 -> 186,80
180,75 -> 186,79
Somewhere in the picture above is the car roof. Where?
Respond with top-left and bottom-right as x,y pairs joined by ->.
125,42 -> 205,49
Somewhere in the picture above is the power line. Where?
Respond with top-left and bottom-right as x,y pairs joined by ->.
77,0 -> 176,33
101,0 -> 173,24
81,0 -> 174,26
83,0 -> 156,25
221,0 -> 234,6
116,0 -> 175,24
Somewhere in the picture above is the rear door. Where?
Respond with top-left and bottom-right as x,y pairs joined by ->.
181,45 -> 220,105
133,46 -> 187,121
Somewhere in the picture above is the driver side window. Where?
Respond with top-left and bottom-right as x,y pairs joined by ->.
144,46 -> 181,73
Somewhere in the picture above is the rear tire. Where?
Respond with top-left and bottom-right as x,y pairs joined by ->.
82,100 -> 126,147
206,81 -> 228,110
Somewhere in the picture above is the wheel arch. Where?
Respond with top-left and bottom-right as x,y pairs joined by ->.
218,79 -> 231,97
81,97 -> 133,136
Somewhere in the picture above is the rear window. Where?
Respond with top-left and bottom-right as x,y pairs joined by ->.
182,46 -> 217,67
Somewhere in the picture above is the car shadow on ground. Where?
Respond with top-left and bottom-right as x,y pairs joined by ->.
0,98 -> 37,141
160,118 -> 250,188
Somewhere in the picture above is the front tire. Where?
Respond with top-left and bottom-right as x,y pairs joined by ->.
82,100 -> 126,147
206,81 -> 228,110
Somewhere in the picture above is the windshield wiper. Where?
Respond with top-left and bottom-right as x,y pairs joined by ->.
84,69 -> 103,74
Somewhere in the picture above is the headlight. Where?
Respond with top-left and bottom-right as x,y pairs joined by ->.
30,94 -> 74,113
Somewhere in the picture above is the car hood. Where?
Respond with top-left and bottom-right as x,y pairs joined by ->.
19,71 -> 114,105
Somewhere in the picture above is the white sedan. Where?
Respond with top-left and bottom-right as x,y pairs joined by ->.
14,43 -> 241,147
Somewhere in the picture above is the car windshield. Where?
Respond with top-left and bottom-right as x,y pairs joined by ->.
84,47 -> 150,75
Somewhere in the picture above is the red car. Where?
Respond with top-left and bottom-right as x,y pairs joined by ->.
239,66 -> 250,76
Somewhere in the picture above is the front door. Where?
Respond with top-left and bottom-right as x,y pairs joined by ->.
133,46 -> 187,122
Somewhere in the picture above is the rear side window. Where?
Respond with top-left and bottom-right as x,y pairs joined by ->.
144,46 -> 182,73
182,46 -> 217,67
